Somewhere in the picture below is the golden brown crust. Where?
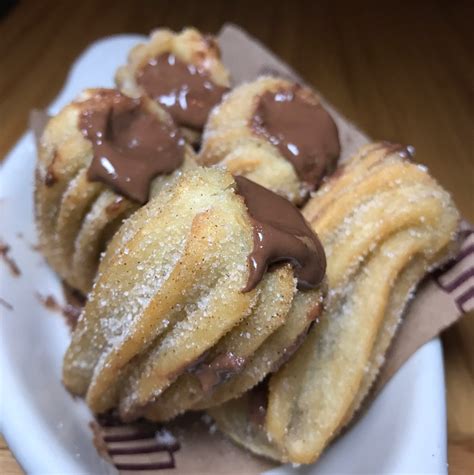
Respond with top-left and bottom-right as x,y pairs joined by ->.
34,88 -> 196,294
211,142 -> 460,464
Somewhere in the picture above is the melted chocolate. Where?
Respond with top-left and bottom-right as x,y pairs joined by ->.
136,53 -> 229,130
234,176 -> 326,292
251,87 -> 340,188
79,89 -> 185,203
194,352 -> 245,392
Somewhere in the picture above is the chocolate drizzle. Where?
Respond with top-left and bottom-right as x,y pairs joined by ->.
235,176 -> 326,292
251,87 -> 340,188
136,53 -> 229,130
79,89 -> 185,204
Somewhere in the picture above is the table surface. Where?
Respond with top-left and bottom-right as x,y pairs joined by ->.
1,0 -> 473,473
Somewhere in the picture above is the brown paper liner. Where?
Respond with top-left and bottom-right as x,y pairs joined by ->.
31,23 -> 473,474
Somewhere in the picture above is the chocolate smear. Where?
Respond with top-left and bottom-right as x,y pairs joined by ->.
194,352 -> 246,393
251,87 -> 340,189
0,297 -> 13,311
136,53 -> 229,131
36,290 -> 84,331
79,89 -> 185,204
0,242 -> 21,276
235,176 -> 326,292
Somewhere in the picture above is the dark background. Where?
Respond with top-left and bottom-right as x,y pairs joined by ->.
0,1 -> 473,473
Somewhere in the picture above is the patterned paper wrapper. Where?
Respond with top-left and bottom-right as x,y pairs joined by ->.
30,23 -> 473,475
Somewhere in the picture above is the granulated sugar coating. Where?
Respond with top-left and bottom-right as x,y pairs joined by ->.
62,167 -> 325,423
211,142 -> 460,464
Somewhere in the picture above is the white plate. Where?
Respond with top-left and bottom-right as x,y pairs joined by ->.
0,35 -> 447,475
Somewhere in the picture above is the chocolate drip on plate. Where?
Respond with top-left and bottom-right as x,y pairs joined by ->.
0,242 -> 21,277
136,53 -> 229,130
235,176 -> 326,292
79,89 -> 185,204
251,87 -> 340,189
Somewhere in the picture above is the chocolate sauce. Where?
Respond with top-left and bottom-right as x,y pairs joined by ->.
251,87 -> 340,188
79,89 -> 185,204
234,176 -> 326,292
194,352 -> 245,392
136,53 -> 229,130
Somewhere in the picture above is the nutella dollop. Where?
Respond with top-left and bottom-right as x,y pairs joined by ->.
251,87 -> 340,188
235,176 -> 326,292
136,53 -> 229,131
79,89 -> 185,204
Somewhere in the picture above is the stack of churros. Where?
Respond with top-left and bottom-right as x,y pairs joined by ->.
32,27 -> 461,468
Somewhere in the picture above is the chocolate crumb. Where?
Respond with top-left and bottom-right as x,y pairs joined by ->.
37,293 -> 61,311
37,290 -> 84,330
30,243 -> 41,252
0,242 -> 21,276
